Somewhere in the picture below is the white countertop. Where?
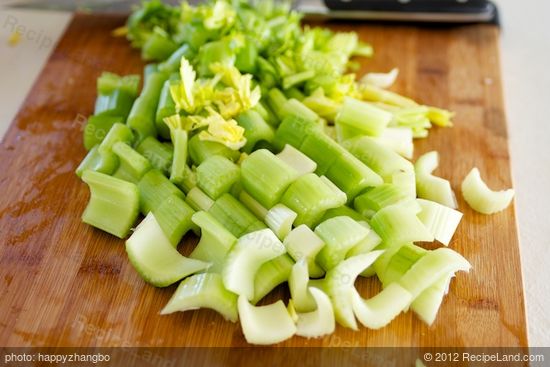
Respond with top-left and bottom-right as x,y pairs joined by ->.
0,0 -> 548,347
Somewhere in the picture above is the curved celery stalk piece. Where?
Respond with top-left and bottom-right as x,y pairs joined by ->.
190,211 -> 237,273
295,287 -> 335,338
186,187 -> 214,212
398,248 -> 471,299
276,144 -> 317,177
370,201 -> 434,244
284,225 -> 325,279
161,273 -> 238,322
411,273 -> 454,325
380,244 -> 427,287
325,251 -> 384,329
351,283 -> 412,330
81,170 -> 140,238
265,204 -> 297,240
76,145 -> 118,178
239,191 -> 269,220
417,199 -> 463,246
222,229 -> 286,300
289,259 -> 316,313
360,68 -> 399,89
252,254 -> 295,305
126,213 -> 211,287
347,221 -> 382,258
415,151 -> 457,209
461,167 -> 514,214
237,296 -> 296,345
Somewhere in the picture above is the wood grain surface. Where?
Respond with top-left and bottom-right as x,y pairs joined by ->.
0,13 -> 528,354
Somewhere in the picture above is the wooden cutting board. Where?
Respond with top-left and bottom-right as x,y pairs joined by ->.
0,13 -> 528,352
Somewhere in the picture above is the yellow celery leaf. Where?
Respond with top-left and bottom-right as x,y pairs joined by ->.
170,57 -> 196,113
198,109 -> 246,150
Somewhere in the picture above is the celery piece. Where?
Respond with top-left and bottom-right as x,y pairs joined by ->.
153,194 -> 195,247
284,87 -> 305,101
136,136 -> 173,176
315,216 -> 370,271
252,254 -> 295,304
335,97 -> 392,137
112,142 -> 152,184
273,115 -> 322,151
197,40 -> 235,76
281,173 -> 346,228
75,145 -> 118,178
222,229 -> 286,300
415,151 -> 457,209
282,70 -> 315,90
289,259 -> 316,313
81,170 -> 140,238
266,88 -> 288,121
188,134 -> 240,165
302,92 -> 341,122
161,273 -> 238,322
347,221 -> 383,259
299,132 -> 345,175
411,273 -> 453,325
265,204 -> 297,240
353,184 -> 409,218
177,165 -> 197,194
245,220 -> 269,234
417,199 -> 463,246
127,70 -> 169,142
138,169 -> 184,215
360,68 -> 398,89
295,287 -> 335,338
380,243 -> 427,286
351,283 -> 412,330
461,167 -> 515,214
168,129 -> 188,185
190,211 -> 237,273
370,201 -> 434,244
281,98 -> 320,123
197,156 -> 240,200
97,72 -> 140,97
427,106 -> 454,127
335,121 -> 364,144
283,224 -> 325,278
326,151 -> 384,201
321,206 -> 366,223
241,149 -> 299,209
343,135 -> 414,183
235,38 -> 258,74
155,78 -> 178,139
158,43 -> 194,73
209,194 -> 265,237
325,251 -> 384,329
392,169 -> 417,199
83,115 -> 124,150
372,127 -> 414,159
97,123 -> 134,156
236,110 -> 275,153
186,187 -> 214,212
238,296 -> 296,345
142,30 -> 178,61
254,101 -> 278,127
276,144 -> 317,176
94,90 -> 135,119
239,191 -> 269,220
126,213 -> 210,287
359,84 -> 418,108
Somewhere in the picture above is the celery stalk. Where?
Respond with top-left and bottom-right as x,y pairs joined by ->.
153,194 -> 195,247
136,136 -> 173,176
276,144 -> 317,176
417,199 -> 463,246
264,204 -> 297,240
410,273 -> 454,325
236,110 -> 275,153
239,191 -> 269,220
197,156 -> 240,200
289,258 -> 316,313
273,115 -> 322,151
299,132 -> 345,175
83,115 -> 124,151
138,169 -> 184,214
112,142 -> 152,184
335,97 -> 392,136
209,194 -> 266,237
283,225 -> 326,279
415,151 -> 457,209
461,167 -> 515,214
186,187 -> 214,212
75,145 -> 118,178
252,254 -> 295,304
370,201 -> 434,244
353,184 -> 409,218
295,287 -> 335,338
188,134 -> 241,165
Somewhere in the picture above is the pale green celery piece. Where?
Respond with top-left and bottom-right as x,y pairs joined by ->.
360,68 -> 398,89
76,145 -> 118,178
125,213 -> 211,287
398,248 -> 471,299
112,142 -> 152,184
209,194 -> 266,237
347,221 -> 382,258
276,144 -> 317,177
427,106 -> 454,127
153,194 -> 195,247
138,169 -> 184,215
284,87 -> 305,101
254,101 -> 279,127
321,206 -> 366,223
415,151 -> 457,209
196,155 -> 240,200
295,287 -> 335,338
325,251 -> 384,329
168,129 -> 189,185
236,110 -> 275,153
359,84 -> 418,108
335,97 -> 392,136
81,170 -> 140,238
265,204 -> 297,240
196,39 -> 235,76
188,134 -> 240,166
370,201 -> 434,245
97,123 -> 134,156
380,243 -> 427,287
177,165 -> 197,194
319,176 -> 348,205
335,121 -> 363,144
97,72 -> 140,97
315,216 -> 370,271
353,184 -> 410,218
281,173 -> 346,228
240,149 -> 299,209
272,114 -> 322,151
392,169 -> 417,199
155,78 -> 177,139
351,282 -> 412,330
302,92 -> 342,122
284,224 -> 326,279
266,88 -> 289,121
299,131 -> 345,176
161,273 -> 238,322
343,135 -> 414,183
222,229 -> 286,300
372,243 -> 408,280
190,211 -> 237,273
239,191 -> 269,220
289,258 -> 316,313
372,127 -> 414,159
417,199 -> 463,246
238,296 -> 296,345
411,273 -> 454,325
252,254 -> 295,305
136,136 -> 173,176
282,70 -> 315,90
461,167 -> 515,215
281,98 -> 321,123
186,187 -> 214,212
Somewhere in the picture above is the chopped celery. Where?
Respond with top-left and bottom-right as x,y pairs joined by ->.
142,29 -> 178,61
75,145 -> 118,178
315,216 -> 370,271
177,164 -> 197,193
353,184 -> 409,218
94,89 -> 135,119
138,169 -> 184,214
347,221 -> 382,258
417,199 -> 463,246
126,213 -> 210,287
461,167 -> 515,214
360,68 -> 399,89
273,115 -> 322,151
379,243 -> 427,287
158,43 -> 195,73
295,287 -> 335,338
241,149 -> 299,209
289,259 -> 316,313
335,97 -> 392,136
83,115 -> 124,150
283,224 -> 326,278
415,151 -> 457,209
285,87 -> 306,101
188,134 -> 240,165
252,254 -> 295,304
372,127 -> 414,159
97,123 -> 134,156
302,90 -> 341,122
97,72 -> 140,97
161,273 -> 238,322
276,145 -> 317,177
186,187 -> 214,212
427,106 -> 454,127
264,204 -> 297,240
282,70 -> 315,90
392,169 -> 417,199
190,211 -> 237,272
411,273 -> 453,325
266,88 -> 288,121
281,99 -> 321,124
167,127 -> 188,185
235,38 -> 258,74
112,142 -> 152,184
136,136 -> 173,176
81,170 -> 140,238
254,101 -> 278,127
358,83 -> 418,108
299,132 -> 345,175
238,296 -> 296,345
236,110 -> 275,153
370,201 -> 433,244
155,78 -> 178,139
222,229 -> 286,300
196,155 -> 240,200
209,194 -> 266,237
239,191 -> 269,220
153,194 -> 195,247
321,206 -> 366,223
